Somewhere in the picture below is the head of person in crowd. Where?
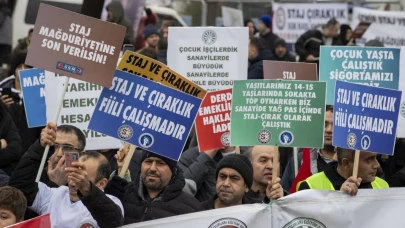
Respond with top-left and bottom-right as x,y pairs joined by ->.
8,52 -> 32,80
215,154 -> 253,208
144,25 -> 160,49
339,24 -> 353,45
49,125 -> 86,170
258,14 -> 272,34
138,47 -> 158,60
106,0 -> 125,23
160,26 -> 169,39
248,37 -> 266,61
323,18 -> 340,38
244,19 -> 257,38
0,186 -> 27,227
324,105 -> 334,148
68,151 -> 111,202
365,39 -> 384,47
274,38 -> 288,58
27,28 -> 34,44
336,148 -> 380,184
245,146 -> 277,195
140,150 -> 178,198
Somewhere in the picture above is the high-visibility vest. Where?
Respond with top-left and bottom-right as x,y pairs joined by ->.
297,171 -> 389,191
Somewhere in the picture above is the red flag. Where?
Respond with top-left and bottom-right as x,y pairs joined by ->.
6,213 -> 51,228
289,148 -> 312,193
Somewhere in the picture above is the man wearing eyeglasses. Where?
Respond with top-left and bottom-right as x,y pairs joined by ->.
9,122 -> 124,227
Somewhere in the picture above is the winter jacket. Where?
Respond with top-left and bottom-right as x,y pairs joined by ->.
178,146 -> 223,202
0,100 -> 21,175
390,165 -> 405,187
295,29 -> 341,62
260,32 -> 279,51
108,168 -> 203,224
248,49 -> 274,79
9,140 -> 124,227
106,1 -> 134,45
0,76 -> 43,155
202,194 -> 262,210
0,168 -> 9,186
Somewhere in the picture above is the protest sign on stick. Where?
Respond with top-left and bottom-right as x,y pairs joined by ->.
320,46 -> 400,104
26,3 -> 125,87
333,80 -> 402,176
89,70 -> 202,161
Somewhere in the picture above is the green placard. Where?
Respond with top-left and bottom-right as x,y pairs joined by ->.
230,80 -> 326,148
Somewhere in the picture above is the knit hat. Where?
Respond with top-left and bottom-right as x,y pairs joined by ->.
274,38 -> 287,48
216,154 -> 253,188
8,52 -> 28,76
144,25 -> 159,39
141,150 -> 177,173
259,14 -> 272,28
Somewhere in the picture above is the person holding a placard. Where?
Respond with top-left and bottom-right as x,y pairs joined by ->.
106,150 -> 203,224
179,146 -> 237,202
281,105 -> 335,191
248,37 -> 274,80
9,123 -> 124,227
297,148 -> 389,195
203,154 -> 283,210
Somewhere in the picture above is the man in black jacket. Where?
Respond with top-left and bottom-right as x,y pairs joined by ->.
258,14 -> 279,51
106,150 -> 203,224
203,154 -> 283,210
295,18 -> 341,64
273,38 -> 296,62
248,37 -> 274,80
9,122 -> 124,227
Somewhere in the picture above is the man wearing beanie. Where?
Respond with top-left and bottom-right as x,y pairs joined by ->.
273,38 -> 296,62
203,154 -> 283,210
258,14 -> 279,51
105,150 -> 203,224
144,25 -> 160,50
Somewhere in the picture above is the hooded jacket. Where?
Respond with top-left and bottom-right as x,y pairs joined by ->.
248,49 -> 274,79
112,167 -> 203,224
106,1 -> 134,45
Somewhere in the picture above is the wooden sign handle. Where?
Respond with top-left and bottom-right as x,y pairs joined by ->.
352,150 -> 360,178
119,144 -> 137,178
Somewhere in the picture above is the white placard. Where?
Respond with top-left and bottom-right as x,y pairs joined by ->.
351,7 -> 405,48
123,188 -> 405,228
221,6 -> 244,27
167,27 -> 248,92
272,3 -> 348,43
45,72 -> 122,150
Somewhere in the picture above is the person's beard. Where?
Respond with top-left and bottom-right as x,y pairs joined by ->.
142,170 -> 164,191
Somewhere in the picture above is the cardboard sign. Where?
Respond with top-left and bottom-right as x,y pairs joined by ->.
6,213 -> 51,228
397,47 -> 405,138
221,6 -> 244,27
263,61 -> 317,80
230,80 -> 326,148
333,80 -> 401,155
320,46 -> 400,104
88,70 -> 202,161
167,27 -> 249,92
117,51 -> 206,99
45,72 -> 122,150
19,68 -> 47,127
26,4 -> 126,87
195,89 -> 232,151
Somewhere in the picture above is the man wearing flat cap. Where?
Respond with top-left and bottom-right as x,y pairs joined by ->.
203,154 -> 283,210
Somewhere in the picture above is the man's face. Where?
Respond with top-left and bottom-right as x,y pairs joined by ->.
248,41 -> 258,61
357,152 -> 380,183
49,132 -> 80,169
216,168 -> 247,207
0,209 -> 17,228
146,34 -> 160,48
141,157 -> 172,192
258,21 -> 267,33
324,111 -> 333,146
275,45 -> 287,58
326,24 -> 340,37
251,146 -> 274,186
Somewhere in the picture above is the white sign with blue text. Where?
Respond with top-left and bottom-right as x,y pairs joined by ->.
89,70 -> 202,161
19,68 -> 46,128
333,80 -> 401,155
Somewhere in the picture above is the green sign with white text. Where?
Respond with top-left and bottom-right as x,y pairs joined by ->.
230,80 -> 326,148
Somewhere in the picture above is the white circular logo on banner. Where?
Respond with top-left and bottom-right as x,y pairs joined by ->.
257,129 -> 271,144
276,7 -> 286,30
347,133 -> 357,148
279,131 -> 294,145
138,133 -> 154,148
208,218 -> 247,228
221,132 -> 230,146
361,135 -> 371,150
202,30 -> 217,45
117,125 -> 133,141
400,101 -> 405,118
282,218 -> 327,228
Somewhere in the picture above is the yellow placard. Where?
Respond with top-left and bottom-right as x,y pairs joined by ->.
117,51 -> 206,99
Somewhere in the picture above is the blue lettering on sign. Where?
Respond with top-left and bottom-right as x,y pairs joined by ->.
332,80 -> 402,155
